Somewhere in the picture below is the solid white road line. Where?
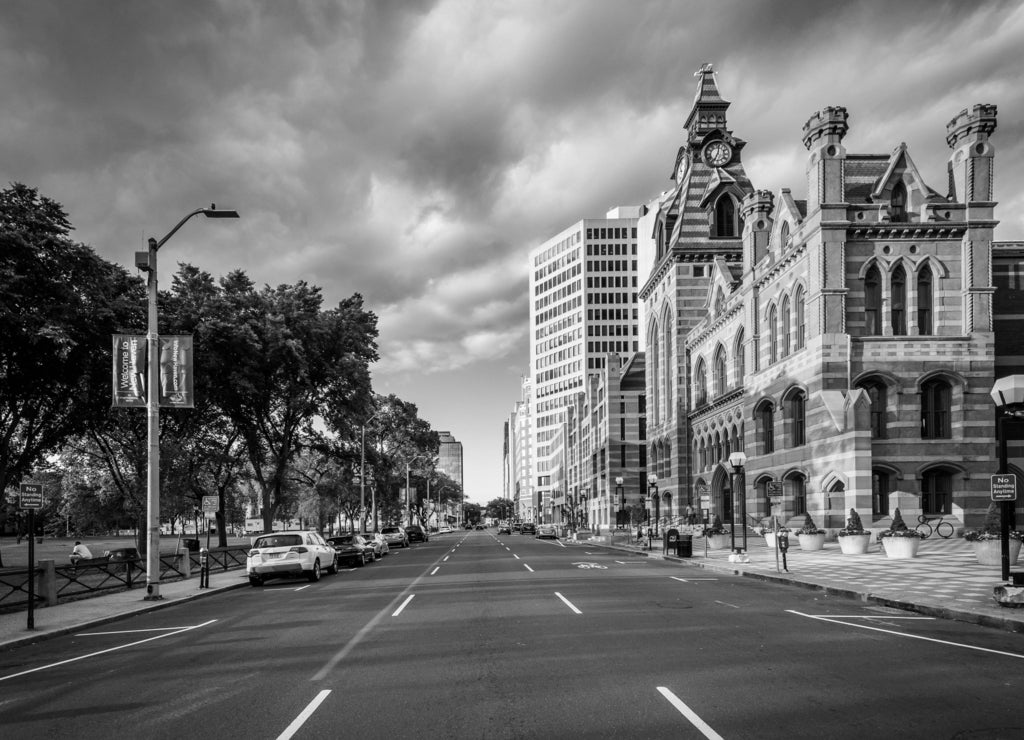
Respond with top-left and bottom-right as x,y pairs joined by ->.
76,627 -> 196,636
294,585 -> 310,592
714,600 -> 739,608
555,592 -> 582,614
523,564 -> 534,572
430,566 -> 440,575
392,594 -> 415,616
0,620 -> 218,683
788,610 -> 1024,659
276,689 -> 331,740
671,576 -> 718,582
657,687 -> 724,740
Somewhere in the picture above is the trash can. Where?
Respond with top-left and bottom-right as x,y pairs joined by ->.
183,538 -> 200,552
676,534 -> 693,558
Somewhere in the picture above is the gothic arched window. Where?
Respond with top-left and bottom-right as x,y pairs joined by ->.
714,196 -> 736,237
891,264 -> 907,335
865,265 -> 881,335
917,265 -> 933,336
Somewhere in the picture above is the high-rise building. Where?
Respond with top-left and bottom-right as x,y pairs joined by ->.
437,431 -> 463,496
528,207 -> 643,520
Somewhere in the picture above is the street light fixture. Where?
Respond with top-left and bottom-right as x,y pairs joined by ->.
728,451 -> 749,563
990,376 -> 1024,581
140,205 -> 239,601
647,474 -> 659,536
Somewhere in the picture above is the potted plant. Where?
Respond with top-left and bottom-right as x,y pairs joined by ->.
703,515 -> 731,550
837,509 -> 871,554
963,502 -> 1023,566
795,513 -> 826,551
877,508 -> 925,559
764,525 -> 790,550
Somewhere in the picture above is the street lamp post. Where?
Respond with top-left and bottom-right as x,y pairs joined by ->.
990,376 -> 1024,581
647,474 -> 659,537
140,205 -> 238,601
615,476 -> 624,528
728,451 -> 749,563
360,410 -> 381,532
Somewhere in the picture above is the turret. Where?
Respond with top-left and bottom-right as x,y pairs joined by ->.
802,106 -> 849,213
946,104 -> 997,203
741,190 -> 774,270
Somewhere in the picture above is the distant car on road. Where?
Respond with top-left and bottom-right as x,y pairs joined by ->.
360,532 -> 389,558
520,523 -> 537,536
535,524 -> 557,540
247,531 -> 338,586
497,524 -> 511,535
405,525 -> 429,543
326,534 -> 375,567
381,526 -> 409,548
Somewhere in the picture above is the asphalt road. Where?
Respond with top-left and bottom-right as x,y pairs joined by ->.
2,530 -> 1023,739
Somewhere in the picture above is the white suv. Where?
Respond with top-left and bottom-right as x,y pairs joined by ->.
247,531 -> 337,586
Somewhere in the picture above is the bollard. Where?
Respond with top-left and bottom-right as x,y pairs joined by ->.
199,547 -> 210,588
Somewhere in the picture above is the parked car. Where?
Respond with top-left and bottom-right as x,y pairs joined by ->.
405,524 -> 429,543
520,523 -> 537,536
536,524 -> 557,540
438,527 -> 453,534
326,533 -> 375,567
381,526 -> 410,548
497,524 -> 511,535
360,532 -> 389,558
247,531 -> 338,586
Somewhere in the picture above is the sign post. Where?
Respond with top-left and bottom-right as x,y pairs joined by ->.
19,483 -> 43,630
202,495 -> 218,551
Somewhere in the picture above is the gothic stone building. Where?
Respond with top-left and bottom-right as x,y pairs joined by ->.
686,97 -> 1000,533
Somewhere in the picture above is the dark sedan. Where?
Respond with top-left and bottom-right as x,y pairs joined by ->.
405,525 -> 429,543
326,534 -> 375,566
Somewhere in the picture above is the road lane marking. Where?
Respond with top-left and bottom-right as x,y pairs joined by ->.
513,554 -> 520,559
430,566 -> 440,575
657,687 -> 723,740
276,689 -> 331,740
0,620 -> 217,683
788,610 -> 1024,659
615,560 -> 649,564
392,594 -> 415,616
714,600 -> 739,608
555,592 -> 582,614
671,576 -> 718,582
294,585 -> 311,592
77,627 -> 197,635
523,564 -> 534,572
443,555 -> 450,561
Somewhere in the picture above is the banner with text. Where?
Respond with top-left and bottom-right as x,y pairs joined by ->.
112,334 -> 147,407
159,335 -> 194,408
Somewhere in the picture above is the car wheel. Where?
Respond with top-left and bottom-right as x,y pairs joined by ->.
249,575 -> 263,587
307,560 -> 322,582
326,555 -> 338,574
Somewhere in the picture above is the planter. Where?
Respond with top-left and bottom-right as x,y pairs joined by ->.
797,532 -> 826,551
764,532 -> 778,550
971,538 -> 1022,566
838,533 -> 871,555
881,536 -> 920,559
706,533 -> 731,550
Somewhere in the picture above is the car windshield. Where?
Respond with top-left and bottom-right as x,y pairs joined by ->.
329,536 -> 355,545
254,534 -> 302,548
381,528 -> 400,534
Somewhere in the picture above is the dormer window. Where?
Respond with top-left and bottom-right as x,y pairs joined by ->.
714,286 -> 725,316
780,222 -> 790,247
891,182 -> 907,222
714,195 -> 737,237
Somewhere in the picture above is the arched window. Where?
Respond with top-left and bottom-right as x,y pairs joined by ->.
921,378 -> 951,439
757,401 -> 775,455
714,287 -> 725,316
649,320 -> 660,425
872,469 -> 891,516
714,432 -> 723,464
781,297 -> 791,358
865,265 -> 881,335
921,468 -> 953,515
713,345 -> 727,397
663,316 -> 673,414
789,390 -> 806,447
780,221 -> 790,247
694,359 -> 708,406
715,196 -> 736,237
664,443 -> 672,478
794,286 -> 806,349
790,474 -> 807,516
891,182 -> 907,221
859,379 -> 888,439
768,305 -> 778,363
733,328 -> 745,386
891,264 -> 907,335
917,265 -> 933,336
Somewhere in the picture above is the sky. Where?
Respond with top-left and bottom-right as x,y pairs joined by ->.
3,1 -> 1023,505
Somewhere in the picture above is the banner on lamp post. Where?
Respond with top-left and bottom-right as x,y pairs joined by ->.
112,334 -> 147,407
159,335 -> 194,408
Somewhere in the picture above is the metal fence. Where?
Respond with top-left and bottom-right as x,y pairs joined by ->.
0,545 -> 250,613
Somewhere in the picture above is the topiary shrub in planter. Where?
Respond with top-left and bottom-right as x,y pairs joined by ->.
796,513 -> 826,551
963,502 -> 1023,566
703,515 -> 731,550
877,507 -> 924,559
837,509 -> 871,554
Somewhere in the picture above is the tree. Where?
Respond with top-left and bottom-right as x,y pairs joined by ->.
462,502 -> 482,527
0,183 -> 142,564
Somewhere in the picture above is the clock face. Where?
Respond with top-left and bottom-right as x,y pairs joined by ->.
704,141 -> 732,167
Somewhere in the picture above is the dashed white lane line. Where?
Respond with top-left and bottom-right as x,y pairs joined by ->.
276,689 -> 331,740
523,564 -> 534,572
430,566 -> 440,575
443,555 -> 450,562
555,592 -> 582,614
392,594 -> 415,616
657,687 -> 723,740
715,600 -> 739,609
671,576 -> 718,582
513,554 -> 520,559
0,620 -> 218,683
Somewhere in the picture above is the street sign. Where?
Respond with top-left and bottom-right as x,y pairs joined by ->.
699,495 -> 710,508
19,483 -> 43,509
767,481 -> 784,503
991,474 -> 1018,502
202,495 -> 219,519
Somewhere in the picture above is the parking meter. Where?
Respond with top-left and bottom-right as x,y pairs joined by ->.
777,532 -> 790,572
199,546 -> 210,588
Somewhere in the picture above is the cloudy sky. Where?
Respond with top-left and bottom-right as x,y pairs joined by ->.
4,0 -> 1023,504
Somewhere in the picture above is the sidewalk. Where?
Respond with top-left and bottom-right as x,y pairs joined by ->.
0,569 -> 249,652
575,532 -> 1024,633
